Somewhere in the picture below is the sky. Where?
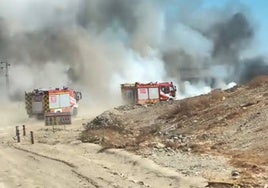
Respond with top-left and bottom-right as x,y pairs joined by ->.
203,0 -> 268,55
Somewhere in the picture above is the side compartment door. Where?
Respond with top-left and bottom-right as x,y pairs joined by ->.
59,94 -> 71,108
148,87 -> 159,100
137,88 -> 148,100
32,95 -> 44,113
49,94 -> 60,109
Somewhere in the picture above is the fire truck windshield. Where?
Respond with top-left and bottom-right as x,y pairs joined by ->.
160,86 -> 169,94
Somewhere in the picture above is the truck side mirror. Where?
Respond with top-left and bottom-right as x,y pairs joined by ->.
75,92 -> 82,101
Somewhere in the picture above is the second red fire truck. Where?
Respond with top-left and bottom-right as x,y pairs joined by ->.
121,82 -> 177,105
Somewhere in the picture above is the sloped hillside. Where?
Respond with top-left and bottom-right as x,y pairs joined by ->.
81,76 -> 268,187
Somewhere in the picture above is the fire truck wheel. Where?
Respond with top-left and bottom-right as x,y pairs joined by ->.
168,98 -> 174,103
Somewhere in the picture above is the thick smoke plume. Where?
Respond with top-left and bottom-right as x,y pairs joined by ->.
0,0 -> 266,123
238,57 -> 268,84
211,13 -> 254,64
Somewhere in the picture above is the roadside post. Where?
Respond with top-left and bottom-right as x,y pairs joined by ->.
15,126 -> 20,143
22,125 -> 26,136
30,131 -> 34,144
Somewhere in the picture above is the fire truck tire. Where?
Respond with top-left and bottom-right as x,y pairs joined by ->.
168,98 -> 174,104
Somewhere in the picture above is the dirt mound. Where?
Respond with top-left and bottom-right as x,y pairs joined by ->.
81,76 -> 268,187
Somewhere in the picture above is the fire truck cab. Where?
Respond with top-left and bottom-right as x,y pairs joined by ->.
121,82 -> 177,105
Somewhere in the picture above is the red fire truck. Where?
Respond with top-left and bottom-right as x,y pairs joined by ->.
25,87 -> 82,125
121,82 -> 177,105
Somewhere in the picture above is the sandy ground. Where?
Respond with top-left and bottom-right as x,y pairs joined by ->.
0,116 -> 207,188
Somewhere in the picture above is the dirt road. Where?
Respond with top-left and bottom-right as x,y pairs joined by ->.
0,118 -> 207,188
0,145 -> 90,188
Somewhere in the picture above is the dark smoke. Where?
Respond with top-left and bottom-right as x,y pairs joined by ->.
238,57 -> 268,84
163,50 -> 203,79
77,0 -> 138,33
211,12 -> 254,64
15,29 -> 79,64
160,11 -> 255,88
